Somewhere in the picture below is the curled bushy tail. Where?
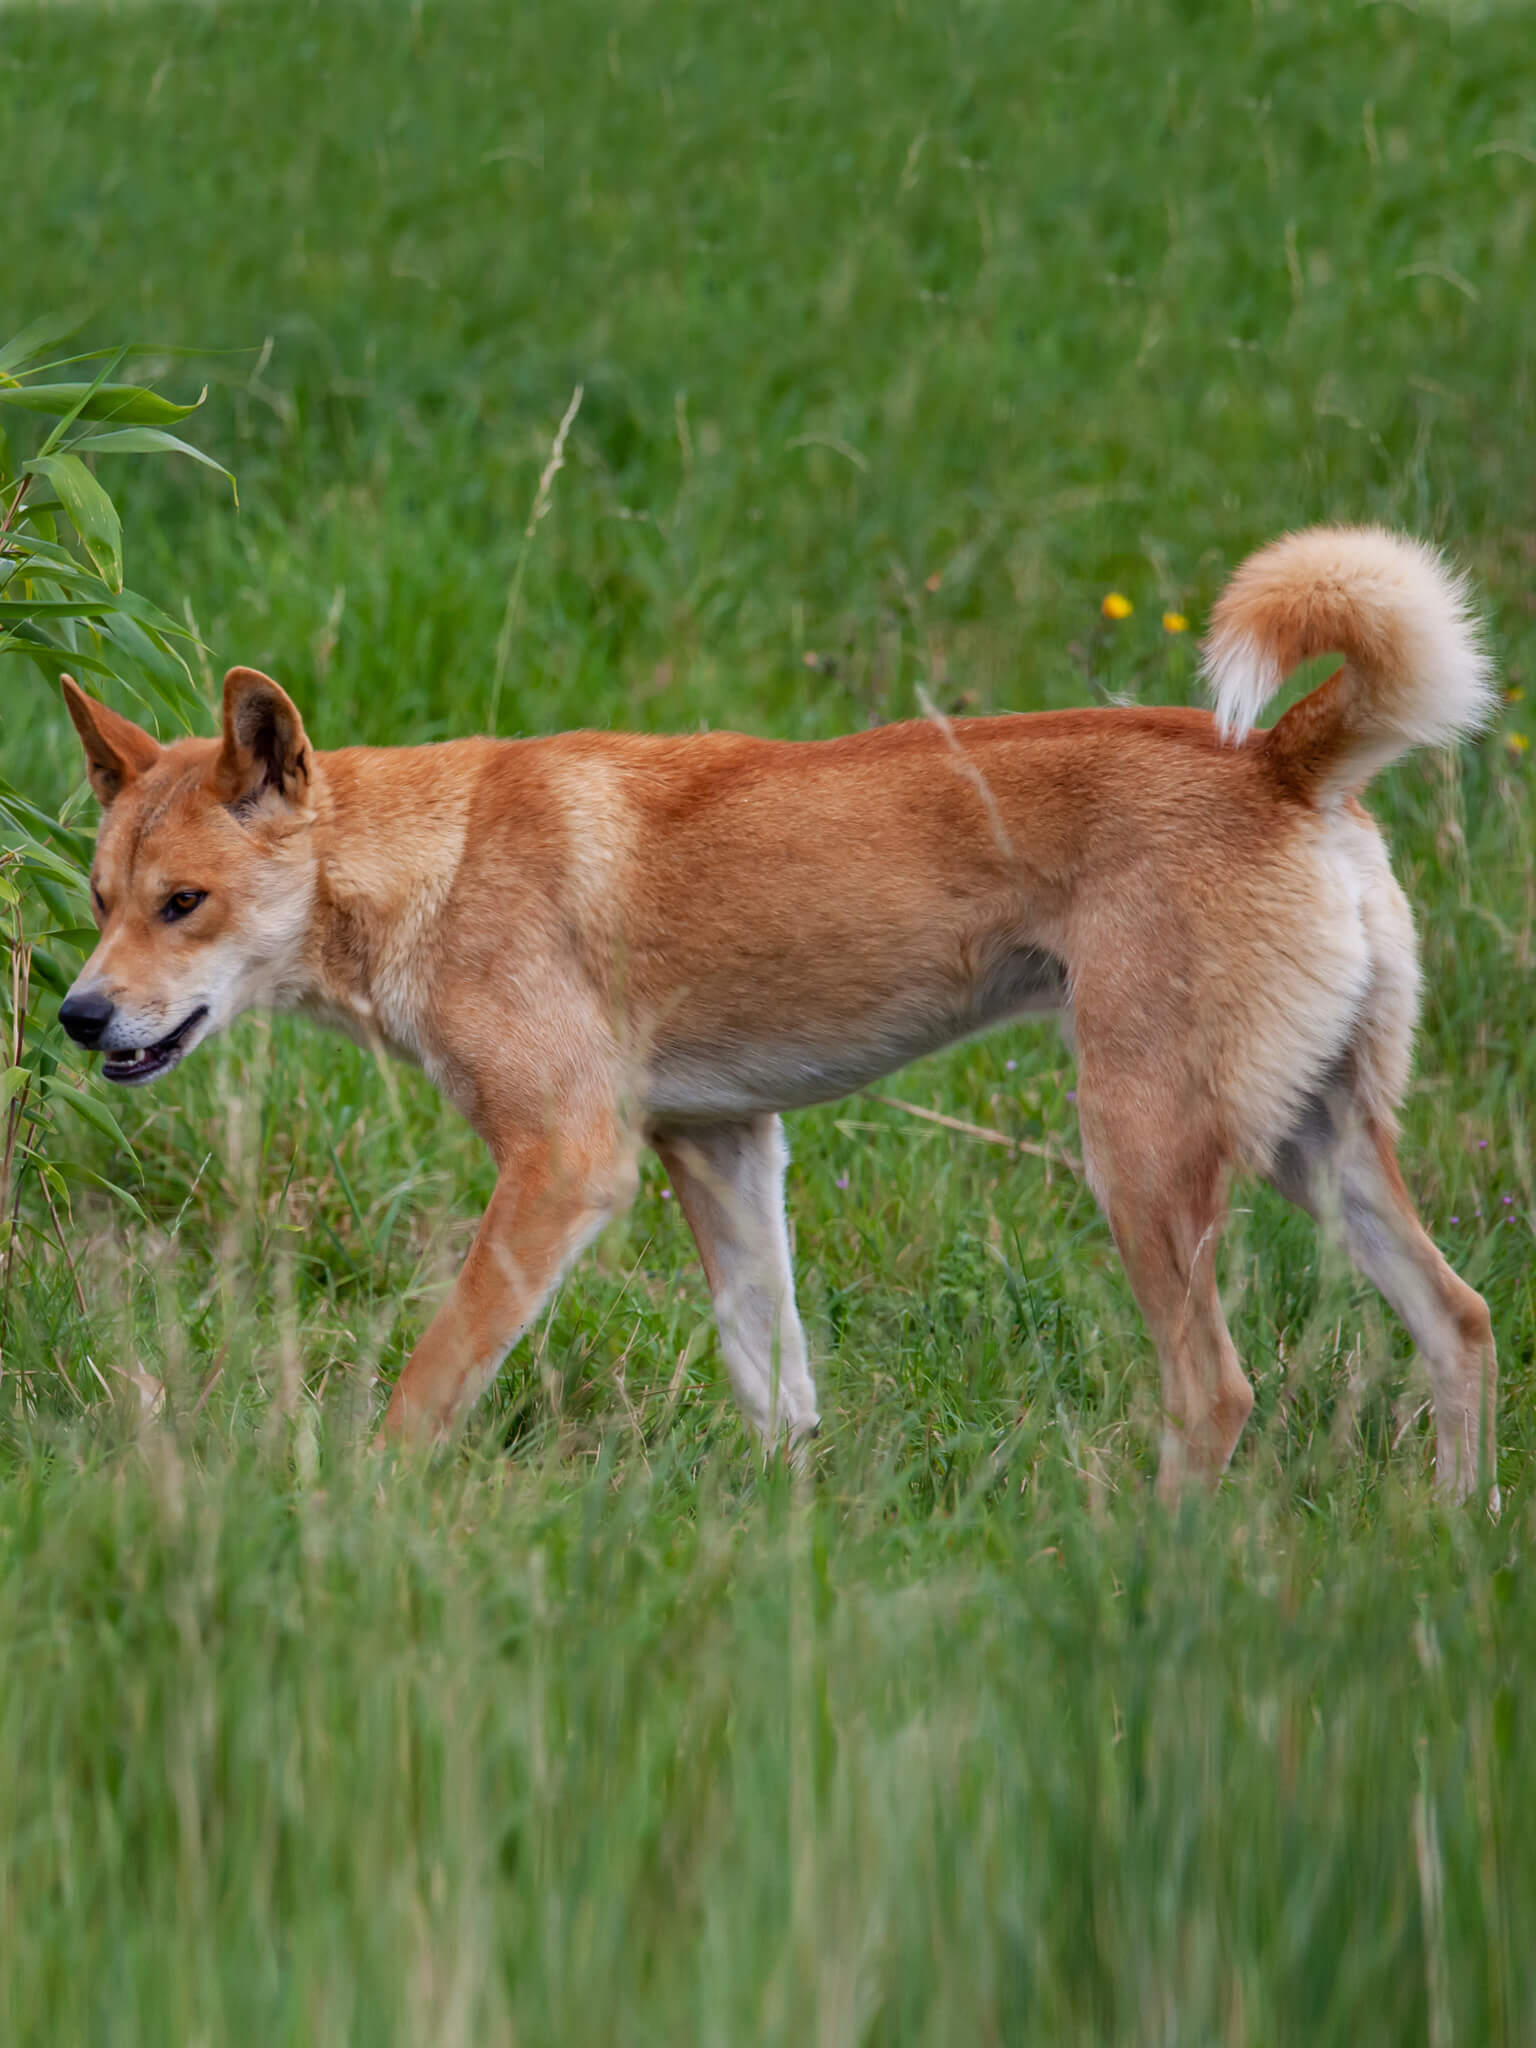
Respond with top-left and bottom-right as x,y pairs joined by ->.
1201,526 -> 1495,800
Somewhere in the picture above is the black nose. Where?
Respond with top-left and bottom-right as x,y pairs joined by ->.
58,990 -> 115,1049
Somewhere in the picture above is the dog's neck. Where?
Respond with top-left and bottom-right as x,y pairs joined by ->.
294,743 -> 475,1067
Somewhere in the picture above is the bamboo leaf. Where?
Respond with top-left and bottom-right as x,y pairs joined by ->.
28,878 -> 82,926
48,1159 -> 146,1220
0,582 -> 193,642
0,599 -> 127,621
0,541 -> 195,645
0,631 -> 124,685
13,843 -> 88,891
0,783 -> 95,863
24,455 -> 124,592
0,314 -> 87,380
0,534 -> 124,591
0,381 -> 207,425
69,427 -> 237,504
35,348 -> 129,457
97,614 -> 205,730
0,531 -> 104,576
28,951 -> 73,997
41,1077 -> 134,1158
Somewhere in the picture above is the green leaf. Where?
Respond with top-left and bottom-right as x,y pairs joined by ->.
24,455 -> 123,592
0,553 -> 194,654
0,579 -> 192,644
49,1159 -> 146,1220
0,531 -> 98,576
0,1066 -> 30,1115
0,382 -> 206,425
35,348 -> 129,457
8,498 -> 64,526
93,579 -> 197,645
0,783 -> 95,863
97,614 -> 205,731
69,427 -> 237,505
28,879 -> 82,928
0,534 -> 125,594
28,951 -> 73,997
41,1077 -> 134,1157
0,598 -> 124,621
14,843 -> 88,891
0,630 -> 123,685
0,315 -> 87,380
4,646 -> 161,729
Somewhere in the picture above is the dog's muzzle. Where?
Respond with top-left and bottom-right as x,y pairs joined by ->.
60,991 -> 211,1086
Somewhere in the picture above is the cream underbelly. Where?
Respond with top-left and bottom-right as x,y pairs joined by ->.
643,944 -> 1068,1121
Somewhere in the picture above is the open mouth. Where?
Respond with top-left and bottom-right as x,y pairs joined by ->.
101,1006 -> 209,1086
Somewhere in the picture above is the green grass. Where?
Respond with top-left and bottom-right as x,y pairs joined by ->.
3,0 -> 1535,2039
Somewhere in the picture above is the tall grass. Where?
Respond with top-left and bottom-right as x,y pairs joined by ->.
0,0 -> 1533,2039
2,1433 -> 1531,2044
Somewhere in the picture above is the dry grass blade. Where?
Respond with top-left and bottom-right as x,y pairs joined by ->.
489,382 -> 586,729
864,1090 -> 1084,1177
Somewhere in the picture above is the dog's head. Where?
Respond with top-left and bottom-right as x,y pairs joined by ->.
57,668 -> 319,1085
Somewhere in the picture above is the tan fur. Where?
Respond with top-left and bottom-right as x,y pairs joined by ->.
53,527 -> 1500,1501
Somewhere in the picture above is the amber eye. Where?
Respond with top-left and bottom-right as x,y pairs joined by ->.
162,889 -> 207,923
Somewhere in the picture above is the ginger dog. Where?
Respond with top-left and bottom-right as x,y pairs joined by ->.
55,525 -> 1498,1498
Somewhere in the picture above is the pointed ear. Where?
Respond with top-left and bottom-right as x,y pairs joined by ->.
61,675 -> 162,806
212,667 -> 312,810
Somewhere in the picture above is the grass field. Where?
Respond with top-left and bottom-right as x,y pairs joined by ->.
3,0 -> 1536,2039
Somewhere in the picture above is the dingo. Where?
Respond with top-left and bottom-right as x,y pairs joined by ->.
56,525 -> 1498,1499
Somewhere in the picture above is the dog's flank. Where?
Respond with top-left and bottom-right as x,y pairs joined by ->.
54,526 -> 1499,1502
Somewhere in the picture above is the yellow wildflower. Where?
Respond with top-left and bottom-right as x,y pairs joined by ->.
1509,731 -> 1530,755
1101,592 -> 1132,621
1162,611 -> 1189,634
1505,685 -> 1524,704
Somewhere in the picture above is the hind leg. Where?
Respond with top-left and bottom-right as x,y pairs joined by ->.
1078,1093 -> 1254,1502
1269,1069 -> 1497,1502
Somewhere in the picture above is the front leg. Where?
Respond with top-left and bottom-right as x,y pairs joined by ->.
382,1113 -> 631,1445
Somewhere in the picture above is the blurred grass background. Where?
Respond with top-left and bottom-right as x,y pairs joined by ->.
2,0 -> 1534,2040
